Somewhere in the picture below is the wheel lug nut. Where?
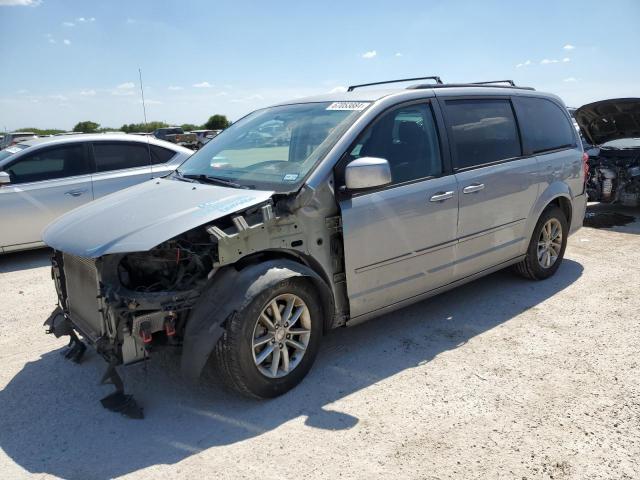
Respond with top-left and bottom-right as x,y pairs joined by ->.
284,322 -> 288,327
279,343 -> 283,349
286,334 -> 291,339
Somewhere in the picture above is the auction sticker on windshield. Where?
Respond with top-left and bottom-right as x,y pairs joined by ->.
326,102 -> 370,111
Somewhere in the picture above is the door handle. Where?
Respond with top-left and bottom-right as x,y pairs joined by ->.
65,189 -> 87,197
429,191 -> 454,202
462,183 -> 485,194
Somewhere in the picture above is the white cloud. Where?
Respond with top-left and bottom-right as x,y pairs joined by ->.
362,50 -> 377,59
0,0 -> 42,6
562,57 -> 571,63
62,21 -> 75,27
193,81 -> 213,88
328,86 -> 347,93
63,39 -> 71,45
138,99 -> 162,105
17,89 -> 28,94
540,58 -> 559,64
563,44 -> 575,51
231,94 -> 264,103
126,18 -> 136,24
76,17 -> 86,22
80,89 -> 96,96
395,52 -> 403,57
168,85 -> 183,91
216,91 -> 229,96
112,82 -> 135,96
516,59 -> 532,68
563,77 -> 577,82
49,94 -> 69,101
48,37 -> 56,44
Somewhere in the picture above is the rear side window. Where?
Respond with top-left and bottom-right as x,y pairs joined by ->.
513,97 -> 576,154
5,144 -> 88,184
150,145 -> 176,164
93,142 -> 154,172
444,99 -> 521,169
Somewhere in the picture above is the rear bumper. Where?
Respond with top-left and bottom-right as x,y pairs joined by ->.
570,193 -> 587,235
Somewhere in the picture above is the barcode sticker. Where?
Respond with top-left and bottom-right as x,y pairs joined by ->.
326,102 -> 370,111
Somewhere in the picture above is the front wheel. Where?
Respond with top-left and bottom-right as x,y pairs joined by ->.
212,277 -> 323,398
514,206 -> 568,280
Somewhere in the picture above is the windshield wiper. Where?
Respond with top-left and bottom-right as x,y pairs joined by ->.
181,173 -> 250,189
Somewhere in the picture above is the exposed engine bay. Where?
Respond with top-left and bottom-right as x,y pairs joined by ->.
586,146 -> 640,206
575,97 -> 640,206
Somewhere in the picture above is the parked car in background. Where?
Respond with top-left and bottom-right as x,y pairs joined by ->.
42,77 -> 586,414
0,134 -> 192,253
0,132 -> 37,149
575,98 -> 640,206
152,127 -> 198,149
191,129 -> 221,149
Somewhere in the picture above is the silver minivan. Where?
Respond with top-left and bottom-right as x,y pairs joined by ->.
0,134 -> 192,253
43,79 -> 587,415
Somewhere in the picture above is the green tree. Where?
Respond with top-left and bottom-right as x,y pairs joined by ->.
73,121 -> 100,133
180,123 -> 201,132
17,127 -> 66,135
120,121 -> 170,133
203,114 -> 230,130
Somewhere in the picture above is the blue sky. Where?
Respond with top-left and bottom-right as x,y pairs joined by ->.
0,0 -> 638,131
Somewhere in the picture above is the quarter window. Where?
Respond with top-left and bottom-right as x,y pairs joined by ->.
93,142 -> 154,172
445,99 -> 521,169
347,103 -> 442,185
5,144 -> 88,184
150,145 -> 176,164
513,97 -> 575,153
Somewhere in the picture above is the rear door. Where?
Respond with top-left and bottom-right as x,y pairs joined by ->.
0,143 -> 93,250
90,141 -> 154,199
440,97 -> 539,279
512,96 -> 583,198
339,100 -> 459,318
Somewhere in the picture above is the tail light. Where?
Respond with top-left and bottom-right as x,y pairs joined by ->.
582,152 -> 589,183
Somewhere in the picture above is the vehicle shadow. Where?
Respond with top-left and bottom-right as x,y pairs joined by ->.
0,260 -> 583,479
0,248 -> 51,273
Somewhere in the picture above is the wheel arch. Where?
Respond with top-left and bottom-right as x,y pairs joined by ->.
524,182 -> 573,249
180,257 -> 335,382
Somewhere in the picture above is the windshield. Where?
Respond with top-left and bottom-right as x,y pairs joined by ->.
0,144 -> 28,163
177,102 -> 368,191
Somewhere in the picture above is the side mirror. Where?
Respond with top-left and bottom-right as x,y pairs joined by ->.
0,171 -> 10,186
344,157 -> 392,191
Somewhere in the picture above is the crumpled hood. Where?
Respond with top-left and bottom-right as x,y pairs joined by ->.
575,98 -> 640,146
43,177 -> 274,258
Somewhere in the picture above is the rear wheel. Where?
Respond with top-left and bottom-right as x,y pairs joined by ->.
212,277 -> 322,398
514,206 -> 568,280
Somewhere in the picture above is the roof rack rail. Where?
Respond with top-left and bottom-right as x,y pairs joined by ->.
408,82 -> 535,91
471,80 -> 516,86
347,76 -> 443,92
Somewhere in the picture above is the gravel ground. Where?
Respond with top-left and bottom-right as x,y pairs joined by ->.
0,204 -> 638,480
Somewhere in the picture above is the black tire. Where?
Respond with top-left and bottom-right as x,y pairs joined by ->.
212,277 -> 323,399
514,206 -> 568,280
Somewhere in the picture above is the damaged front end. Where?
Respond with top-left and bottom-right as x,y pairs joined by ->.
575,98 -> 640,206
44,180 -> 344,417
47,226 -> 216,417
